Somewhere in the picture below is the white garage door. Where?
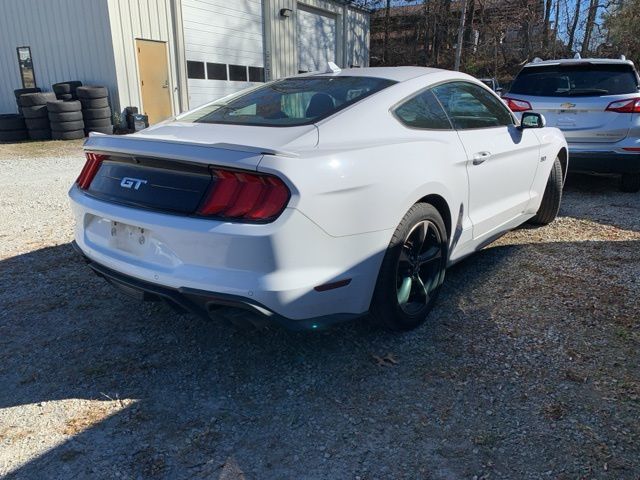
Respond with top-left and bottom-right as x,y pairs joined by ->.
182,0 -> 265,109
297,6 -> 337,73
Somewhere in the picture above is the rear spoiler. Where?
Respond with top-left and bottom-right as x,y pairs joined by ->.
84,133 -> 299,171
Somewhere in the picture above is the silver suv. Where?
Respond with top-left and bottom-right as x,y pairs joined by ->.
504,57 -> 640,192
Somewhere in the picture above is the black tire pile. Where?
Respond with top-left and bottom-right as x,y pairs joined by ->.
52,81 -> 82,101
0,114 -> 28,142
14,87 -> 41,115
77,86 -> 113,135
19,92 -> 57,140
47,100 -> 85,140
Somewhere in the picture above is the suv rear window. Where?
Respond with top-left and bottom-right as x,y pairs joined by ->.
180,76 -> 396,127
509,63 -> 639,97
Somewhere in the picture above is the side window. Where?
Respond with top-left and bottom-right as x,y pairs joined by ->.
432,82 -> 514,129
394,89 -> 452,130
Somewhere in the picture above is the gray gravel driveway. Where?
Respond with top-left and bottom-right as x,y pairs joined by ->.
0,144 -> 639,479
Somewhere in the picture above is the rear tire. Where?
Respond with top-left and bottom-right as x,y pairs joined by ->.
80,97 -> 109,109
52,130 -> 85,140
0,114 -> 26,131
82,106 -> 111,120
22,105 -> 48,119
530,156 -> 563,226
47,100 -> 81,113
0,130 -> 29,142
85,125 -> 113,135
49,111 -> 83,122
28,129 -> 51,140
51,120 -> 84,132
370,203 -> 448,331
25,118 -> 50,130
620,173 -> 640,193
18,92 -> 56,107
76,86 -> 108,99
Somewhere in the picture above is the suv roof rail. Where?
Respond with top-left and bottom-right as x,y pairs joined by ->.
620,55 -> 627,61
532,57 -> 543,63
574,53 -> 581,59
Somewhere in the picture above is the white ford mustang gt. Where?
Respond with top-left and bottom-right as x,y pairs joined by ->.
70,66 -> 568,331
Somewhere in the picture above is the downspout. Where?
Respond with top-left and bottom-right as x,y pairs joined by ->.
263,0 -> 273,81
171,0 -> 189,112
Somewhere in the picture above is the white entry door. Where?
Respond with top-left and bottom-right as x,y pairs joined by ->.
297,6 -> 337,73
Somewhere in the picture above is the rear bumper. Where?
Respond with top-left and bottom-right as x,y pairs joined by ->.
73,242 -> 361,330
567,149 -> 640,174
69,186 -> 391,327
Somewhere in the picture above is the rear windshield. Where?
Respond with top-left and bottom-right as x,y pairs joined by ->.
179,76 -> 396,127
509,63 -> 639,97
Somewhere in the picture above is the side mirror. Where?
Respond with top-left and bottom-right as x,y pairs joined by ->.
519,112 -> 546,129
496,87 -> 504,95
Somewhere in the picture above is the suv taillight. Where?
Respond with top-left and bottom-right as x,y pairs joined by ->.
76,153 -> 105,189
502,97 -> 532,112
197,168 -> 290,222
605,98 -> 640,113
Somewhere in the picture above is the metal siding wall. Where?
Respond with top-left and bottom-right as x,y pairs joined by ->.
264,0 -> 369,80
106,0 -> 180,116
0,0 -> 117,114
346,7 -> 369,68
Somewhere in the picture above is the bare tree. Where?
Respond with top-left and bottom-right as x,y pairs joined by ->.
581,0 -> 599,55
567,0 -> 582,53
383,0 -> 391,63
454,0 -> 468,70
542,0 -> 553,48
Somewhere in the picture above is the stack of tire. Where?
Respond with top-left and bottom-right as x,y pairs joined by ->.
47,100 -> 85,140
14,87 -> 41,115
52,81 -> 82,101
0,114 -> 28,143
19,92 -> 57,140
77,86 -> 113,135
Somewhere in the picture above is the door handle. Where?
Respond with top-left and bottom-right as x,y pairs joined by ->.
472,151 -> 492,165
162,80 -> 169,89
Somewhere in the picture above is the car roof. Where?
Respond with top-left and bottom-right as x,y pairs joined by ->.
305,66 -> 447,82
523,58 -> 635,68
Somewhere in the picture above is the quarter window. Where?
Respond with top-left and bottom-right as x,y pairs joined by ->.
394,89 -> 452,130
432,81 -> 514,129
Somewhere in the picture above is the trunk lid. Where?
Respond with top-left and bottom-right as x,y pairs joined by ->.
81,121 -> 317,215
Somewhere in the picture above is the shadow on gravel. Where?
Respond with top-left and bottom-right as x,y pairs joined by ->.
1,174 -> 639,479
2,235 -> 639,479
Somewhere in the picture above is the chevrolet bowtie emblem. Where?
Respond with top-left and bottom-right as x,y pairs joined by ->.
560,102 -> 576,109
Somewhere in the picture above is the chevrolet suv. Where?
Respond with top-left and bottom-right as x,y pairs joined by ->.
504,57 -> 640,192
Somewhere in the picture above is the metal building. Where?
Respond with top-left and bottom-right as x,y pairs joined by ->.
0,0 -> 369,124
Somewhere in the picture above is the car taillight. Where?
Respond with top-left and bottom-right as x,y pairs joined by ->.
197,168 -> 290,221
76,152 -> 106,190
503,97 -> 532,112
605,98 -> 640,113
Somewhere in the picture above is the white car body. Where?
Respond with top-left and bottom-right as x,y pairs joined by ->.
69,67 -> 567,329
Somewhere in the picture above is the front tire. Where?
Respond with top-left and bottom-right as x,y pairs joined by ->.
371,203 -> 448,331
530,156 -> 563,226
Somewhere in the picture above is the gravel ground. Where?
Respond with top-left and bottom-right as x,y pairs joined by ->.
0,144 -> 639,479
